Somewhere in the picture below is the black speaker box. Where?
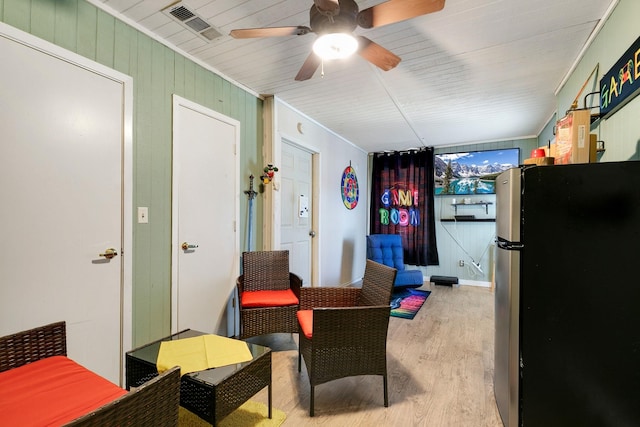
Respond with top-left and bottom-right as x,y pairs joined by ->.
430,275 -> 459,286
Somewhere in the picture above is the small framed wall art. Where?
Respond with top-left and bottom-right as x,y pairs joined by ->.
341,164 -> 359,209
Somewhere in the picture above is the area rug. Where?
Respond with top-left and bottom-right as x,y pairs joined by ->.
390,289 -> 431,319
179,401 -> 286,427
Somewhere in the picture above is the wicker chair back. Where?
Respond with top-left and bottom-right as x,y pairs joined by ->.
242,250 -> 291,291
357,259 -> 397,307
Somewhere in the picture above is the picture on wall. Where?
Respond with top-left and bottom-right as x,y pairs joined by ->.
435,148 -> 520,195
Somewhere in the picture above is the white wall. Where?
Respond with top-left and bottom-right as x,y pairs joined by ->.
273,97 -> 369,287
427,195 -> 497,286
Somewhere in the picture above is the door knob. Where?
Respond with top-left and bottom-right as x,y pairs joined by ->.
309,230 -> 316,238
181,242 -> 199,250
99,248 -> 118,259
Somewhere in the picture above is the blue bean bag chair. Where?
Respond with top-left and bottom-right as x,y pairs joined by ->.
366,234 -> 424,289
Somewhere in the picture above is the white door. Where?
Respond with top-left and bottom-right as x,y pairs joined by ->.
0,24 -> 131,384
280,141 -> 313,285
171,96 -> 239,336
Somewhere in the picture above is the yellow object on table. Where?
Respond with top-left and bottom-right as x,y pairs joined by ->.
157,334 -> 253,376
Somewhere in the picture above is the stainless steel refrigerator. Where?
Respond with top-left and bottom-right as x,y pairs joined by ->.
494,162 -> 640,427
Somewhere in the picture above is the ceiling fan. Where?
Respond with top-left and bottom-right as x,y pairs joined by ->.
229,0 -> 445,81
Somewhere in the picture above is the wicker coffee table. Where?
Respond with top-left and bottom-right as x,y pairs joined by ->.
126,329 -> 271,427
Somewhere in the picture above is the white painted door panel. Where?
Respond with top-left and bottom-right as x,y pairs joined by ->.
172,96 -> 239,336
280,142 -> 313,285
0,27 -> 126,383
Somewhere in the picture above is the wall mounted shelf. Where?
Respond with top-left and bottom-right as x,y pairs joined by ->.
451,202 -> 493,214
441,218 -> 495,222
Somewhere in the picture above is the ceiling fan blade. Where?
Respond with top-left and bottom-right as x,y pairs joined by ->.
356,36 -> 401,71
230,26 -> 312,39
358,0 -> 445,29
295,52 -> 322,81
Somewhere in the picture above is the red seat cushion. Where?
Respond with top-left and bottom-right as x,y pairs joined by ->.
0,355 -> 127,427
241,289 -> 299,308
297,309 -> 313,339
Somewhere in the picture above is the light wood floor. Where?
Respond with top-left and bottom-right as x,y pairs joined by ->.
247,283 -> 504,426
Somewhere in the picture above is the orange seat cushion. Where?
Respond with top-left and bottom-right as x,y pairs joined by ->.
0,355 -> 127,427
297,309 -> 313,339
241,289 -> 299,308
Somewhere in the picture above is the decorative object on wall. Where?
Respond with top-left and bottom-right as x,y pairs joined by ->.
260,164 -> 279,184
435,148 -> 520,195
600,35 -> 640,119
340,163 -> 359,209
370,148 -> 439,266
299,194 -> 310,218
244,174 -> 258,252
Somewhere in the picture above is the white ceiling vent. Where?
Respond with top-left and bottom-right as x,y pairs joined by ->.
162,2 -> 222,42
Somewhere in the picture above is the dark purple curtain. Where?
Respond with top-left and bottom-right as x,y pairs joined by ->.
370,148 -> 439,266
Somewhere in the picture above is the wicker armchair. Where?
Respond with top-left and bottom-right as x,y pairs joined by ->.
0,321 -> 180,427
236,250 -> 302,339
296,259 -> 397,416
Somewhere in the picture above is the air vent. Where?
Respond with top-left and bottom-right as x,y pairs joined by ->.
162,2 -> 222,42
169,6 -> 194,21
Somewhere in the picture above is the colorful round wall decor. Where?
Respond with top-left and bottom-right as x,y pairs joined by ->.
341,165 -> 359,209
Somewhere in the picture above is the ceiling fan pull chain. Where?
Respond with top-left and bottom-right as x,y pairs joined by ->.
321,59 -> 325,78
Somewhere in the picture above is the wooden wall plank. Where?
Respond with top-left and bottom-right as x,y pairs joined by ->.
229,84 -> 240,123
214,75 -> 223,111
30,0 -> 55,42
204,71 -> 215,109
431,138 -> 535,282
2,0 -> 29,32
113,19 -> 131,74
132,31 -> 154,345
148,40 -> 172,337
95,8 -> 114,68
222,79 -> 231,116
173,54 -> 185,98
76,0 -> 96,60
183,59 -> 195,101
193,65 -> 205,106
53,0 -> 77,52
163,47 -> 176,120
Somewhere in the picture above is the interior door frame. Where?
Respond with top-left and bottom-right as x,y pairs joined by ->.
0,22 -> 133,383
170,95 -> 240,334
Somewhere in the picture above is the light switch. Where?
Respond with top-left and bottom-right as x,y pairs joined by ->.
138,207 -> 149,224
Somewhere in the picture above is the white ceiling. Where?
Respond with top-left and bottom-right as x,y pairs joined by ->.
92,0 -> 615,153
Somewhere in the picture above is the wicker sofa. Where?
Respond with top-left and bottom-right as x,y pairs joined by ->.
0,321 -> 180,426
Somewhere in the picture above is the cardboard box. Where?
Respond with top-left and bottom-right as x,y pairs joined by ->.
523,157 -> 554,165
554,110 -> 591,164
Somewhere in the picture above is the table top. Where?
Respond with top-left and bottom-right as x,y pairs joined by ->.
126,329 -> 271,386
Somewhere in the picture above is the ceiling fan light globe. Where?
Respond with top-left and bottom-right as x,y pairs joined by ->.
312,33 -> 358,60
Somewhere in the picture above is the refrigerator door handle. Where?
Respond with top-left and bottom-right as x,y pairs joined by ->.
496,237 -> 524,251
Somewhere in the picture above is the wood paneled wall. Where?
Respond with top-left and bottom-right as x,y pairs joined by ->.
0,0 -> 263,346
430,138 -> 537,283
